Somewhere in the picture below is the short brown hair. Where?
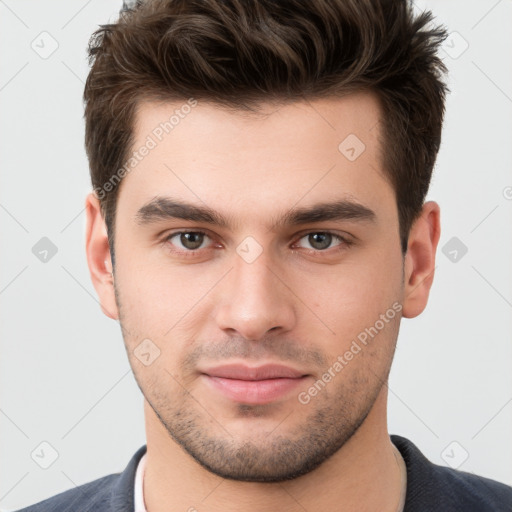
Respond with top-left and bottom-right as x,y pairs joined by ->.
84,0 -> 449,266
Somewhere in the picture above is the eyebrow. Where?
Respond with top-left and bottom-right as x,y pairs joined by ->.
135,195 -> 376,230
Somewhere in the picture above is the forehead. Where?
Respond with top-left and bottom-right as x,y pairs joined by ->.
116,92 -> 394,227
133,91 -> 383,157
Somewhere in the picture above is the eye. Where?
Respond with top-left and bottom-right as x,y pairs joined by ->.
294,231 -> 350,252
165,231 -> 212,252
162,229 -> 352,257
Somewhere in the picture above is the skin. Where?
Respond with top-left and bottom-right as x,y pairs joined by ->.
85,91 -> 440,512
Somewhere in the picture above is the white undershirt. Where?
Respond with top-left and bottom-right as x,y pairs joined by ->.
134,452 -> 147,512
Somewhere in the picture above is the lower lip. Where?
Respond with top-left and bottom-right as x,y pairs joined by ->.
203,375 -> 308,404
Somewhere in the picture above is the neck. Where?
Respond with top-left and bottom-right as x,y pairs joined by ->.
142,387 -> 403,512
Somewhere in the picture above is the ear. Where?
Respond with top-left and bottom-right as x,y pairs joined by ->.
402,201 -> 441,318
85,192 -> 119,320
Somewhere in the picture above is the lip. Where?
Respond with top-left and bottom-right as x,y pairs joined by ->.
202,364 -> 306,380
201,364 -> 309,405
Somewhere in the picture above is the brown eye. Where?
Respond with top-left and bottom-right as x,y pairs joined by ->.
296,232 -> 345,251
166,231 -> 210,251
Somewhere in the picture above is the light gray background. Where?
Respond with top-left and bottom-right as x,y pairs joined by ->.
1,0 -> 511,510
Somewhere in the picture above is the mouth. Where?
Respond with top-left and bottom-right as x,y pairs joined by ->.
200,364 -> 310,405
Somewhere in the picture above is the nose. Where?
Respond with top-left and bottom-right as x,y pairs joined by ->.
213,247 -> 297,341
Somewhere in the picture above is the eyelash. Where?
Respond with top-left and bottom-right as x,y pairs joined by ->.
162,230 -> 353,258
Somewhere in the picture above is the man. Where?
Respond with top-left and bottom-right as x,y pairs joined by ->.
16,0 -> 512,511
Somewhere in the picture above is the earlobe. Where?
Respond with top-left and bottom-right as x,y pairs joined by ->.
84,192 -> 119,320
402,201 -> 441,319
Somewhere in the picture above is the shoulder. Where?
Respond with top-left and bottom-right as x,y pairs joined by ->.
427,460 -> 512,510
391,434 -> 512,511
13,474 -> 118,512
13,445 -> 147,512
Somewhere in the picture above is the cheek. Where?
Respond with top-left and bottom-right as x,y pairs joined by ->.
301,253 -> 402,348
114,260 -> 211,375
114,244 -> 196,324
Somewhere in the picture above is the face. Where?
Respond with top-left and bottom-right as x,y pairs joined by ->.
88,92 -> 427,482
